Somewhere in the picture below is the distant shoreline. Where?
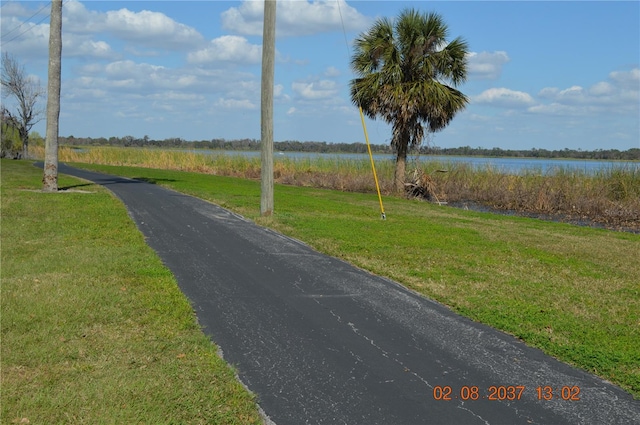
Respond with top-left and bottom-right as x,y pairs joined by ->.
57,136 -> 640,161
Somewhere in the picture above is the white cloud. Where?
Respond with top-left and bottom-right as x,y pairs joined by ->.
527,103 -> 584,116
533,68 -> 639,115
188,36 -> 262,65
1,0 -> 205,59
467,51 -> 510,80
468,114 -> 491,122
150,92 -> 207,113
287,107 -> 297,115
66,39 -> 117,59
324,66 -> 341,77
61,0 -> 204,50
61,0 -> 103,33
1,2 -> 114,60
105,60 -> 164,78
0,15 -> 50,58
215,98 -> 257,109
609,68 -> 640,90
150,92 -> 205,102
589,81 -> 614,96
221,0 -> 370,37
558,85 -> 583,98
292,80 -> 338,100
473,88 -> 535,108
73,61 -> 210,96
104,8 -> 204,49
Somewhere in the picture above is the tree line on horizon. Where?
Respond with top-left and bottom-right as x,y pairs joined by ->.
58,135 -> 640,161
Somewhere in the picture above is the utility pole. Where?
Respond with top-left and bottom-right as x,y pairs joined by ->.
260,0 -> 276,216
43,0 -> 62,192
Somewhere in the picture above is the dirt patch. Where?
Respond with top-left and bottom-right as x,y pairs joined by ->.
19,189 -> 95,194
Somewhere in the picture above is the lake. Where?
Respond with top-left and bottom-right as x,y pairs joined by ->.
193,149 -> 639,175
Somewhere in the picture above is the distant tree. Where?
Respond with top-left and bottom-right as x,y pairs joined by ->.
1,52 -> 45,159
1,108 -> 21,157
350,9 -> 469,192
29,131 -> 45,147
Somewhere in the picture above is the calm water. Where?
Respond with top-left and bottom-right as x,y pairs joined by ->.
196,150 -> 639,175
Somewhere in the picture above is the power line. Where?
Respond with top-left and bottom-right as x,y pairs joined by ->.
1,1 -> 52,38
1,1 -> 52,47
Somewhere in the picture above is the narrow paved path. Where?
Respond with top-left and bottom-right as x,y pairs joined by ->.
56,164 -> 639,424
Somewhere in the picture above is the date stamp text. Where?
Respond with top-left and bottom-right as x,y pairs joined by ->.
432,385 -> 581,401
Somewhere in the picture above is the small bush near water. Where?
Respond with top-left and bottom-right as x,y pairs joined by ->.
32,145 -> 640,232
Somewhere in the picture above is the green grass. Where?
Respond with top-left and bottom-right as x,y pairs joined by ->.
65,162 -> 640,399
1,160 -> 262,424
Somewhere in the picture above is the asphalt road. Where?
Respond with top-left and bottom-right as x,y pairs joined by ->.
55,163 -> 639,424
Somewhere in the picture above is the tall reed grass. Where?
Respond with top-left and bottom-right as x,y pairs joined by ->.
29,146 -> 639,230
422,160 -> 640,229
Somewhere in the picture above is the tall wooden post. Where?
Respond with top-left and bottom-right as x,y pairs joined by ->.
260,0 -> 276,216
43,0 -> 62,192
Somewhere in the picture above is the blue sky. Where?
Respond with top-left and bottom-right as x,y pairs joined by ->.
1,0 -> 638,151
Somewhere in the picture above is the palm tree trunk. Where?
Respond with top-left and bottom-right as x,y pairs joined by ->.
43,0 -> 62,192
394,141 -> 408,193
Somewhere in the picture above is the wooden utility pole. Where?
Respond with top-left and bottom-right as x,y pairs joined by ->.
43,0 -> 62,192
260,0 -> 276,216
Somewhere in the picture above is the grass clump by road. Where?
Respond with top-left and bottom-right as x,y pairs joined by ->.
66,162 -> 640,399
1,160 -> 262,424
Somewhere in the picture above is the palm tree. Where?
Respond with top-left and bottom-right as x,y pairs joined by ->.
350,8 -> 469,192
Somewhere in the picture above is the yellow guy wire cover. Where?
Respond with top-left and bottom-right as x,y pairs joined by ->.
359,106 -> 386,220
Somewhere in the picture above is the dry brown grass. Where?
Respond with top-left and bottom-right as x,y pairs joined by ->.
423,162 -> 640,230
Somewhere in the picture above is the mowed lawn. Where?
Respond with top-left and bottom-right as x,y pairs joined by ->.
1,160 -> 262,424
2,157 -> 639,425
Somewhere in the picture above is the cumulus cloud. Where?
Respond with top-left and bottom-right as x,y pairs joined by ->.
292,80 -> 338,100
215,98 -> 257,109
324,66 -> 341,77
66,39 -> 117,59
72,60 -> 211,96
221,0 -> 370,37
527,103 -> 583,116
68,62 -> 265,122
473,88 -> 535,108
609,68 -> 640,90
62,0 -> 204,50
188,36 -> 262,65
0,15 -> 50,58
467,51 -> 510,80
1,0 -> 205,59
532,68 -> 639,115
1,2 -> 115,60
105,60 -> 164,78
104,9 -> 204,49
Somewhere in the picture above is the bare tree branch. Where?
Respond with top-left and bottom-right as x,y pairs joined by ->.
1,52 -> 45,158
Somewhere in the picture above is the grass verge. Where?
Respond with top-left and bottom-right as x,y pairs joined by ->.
65,162 -> 640,399
1,160 -> 261,424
